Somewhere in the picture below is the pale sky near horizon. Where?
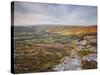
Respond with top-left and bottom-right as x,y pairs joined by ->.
13,1 -> 97,26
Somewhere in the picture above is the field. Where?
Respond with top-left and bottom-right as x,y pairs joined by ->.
13,25 -> 97,73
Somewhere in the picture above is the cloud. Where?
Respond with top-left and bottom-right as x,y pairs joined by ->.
14,1 -> 97,26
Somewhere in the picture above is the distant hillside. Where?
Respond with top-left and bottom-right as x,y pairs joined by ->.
13,25 -> 97,35
46,26 -> 97,35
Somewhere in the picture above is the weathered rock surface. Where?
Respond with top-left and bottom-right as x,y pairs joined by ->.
82,53 -> 97,62
53,56 -> 81,71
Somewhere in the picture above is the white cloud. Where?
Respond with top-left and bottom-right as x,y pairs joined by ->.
14,1 -> 97,26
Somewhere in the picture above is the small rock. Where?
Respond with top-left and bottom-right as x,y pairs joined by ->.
82,53 -> 97,61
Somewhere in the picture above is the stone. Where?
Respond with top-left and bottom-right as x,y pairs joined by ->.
82,53 -> 97,62
53,56 -> 81,71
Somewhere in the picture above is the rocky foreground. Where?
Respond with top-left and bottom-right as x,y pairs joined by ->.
14,28 -> 97,73
53,33 -> 97,71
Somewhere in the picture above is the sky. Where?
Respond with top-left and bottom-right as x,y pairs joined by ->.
13,1 -> 97,26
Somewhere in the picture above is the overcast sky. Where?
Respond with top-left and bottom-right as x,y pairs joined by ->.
13,1 -> 97,26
